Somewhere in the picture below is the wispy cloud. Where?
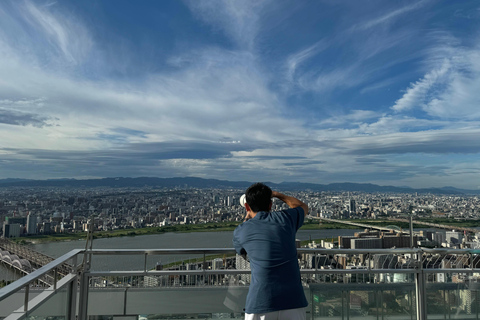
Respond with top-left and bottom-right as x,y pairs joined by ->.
0,0 -> 93,71
186,0 -> 270,50
391,35 -> 480,120
340,128 -> 480,155
0,1 -> 480,188
286,40 -> 328,82
22,1 -> 90,64
314,110 -> 381,129
352,0 -> 430,31
392,60 -> 451,112
0,4 -> 305,151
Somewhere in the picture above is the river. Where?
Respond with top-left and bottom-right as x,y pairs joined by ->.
1,228 -> 360,278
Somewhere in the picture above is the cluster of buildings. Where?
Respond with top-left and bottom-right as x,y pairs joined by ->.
2,186 -> 480,319
307,191 -> 480,220
335,229 -> 474,250
1,187 -> 480,239
0,187 -> 249,238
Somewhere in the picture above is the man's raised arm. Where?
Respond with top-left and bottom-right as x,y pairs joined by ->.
271,191 -> 308,216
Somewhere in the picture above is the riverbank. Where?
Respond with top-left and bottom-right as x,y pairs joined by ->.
17,221 -> 243,244
14,220 -> 358,244
12,217 -> 479,245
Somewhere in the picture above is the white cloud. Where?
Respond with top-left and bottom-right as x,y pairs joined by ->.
1,1 -> 480,189
314,110 -> 381,128
336,127 -> 480,155
353,0 -> 430,31
392,60 -> 451,112
392,39 -> 480,120
186,0 -> 270,50
422,50 -> 480,118
0,0 -> 93,70
23,1 -> 80,63
286,40 -> 328,82
0,19 -> 306,153
286,25 -> 419,94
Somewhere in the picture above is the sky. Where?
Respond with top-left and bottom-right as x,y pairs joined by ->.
1,0 -> 480,189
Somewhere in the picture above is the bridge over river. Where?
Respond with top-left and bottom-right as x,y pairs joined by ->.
386,217 -> 480,233
0,238 -> 72,285
312,217 -> 415,233
312,217 -> 479,235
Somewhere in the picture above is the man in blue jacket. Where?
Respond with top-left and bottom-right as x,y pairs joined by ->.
233,182 -> 308,320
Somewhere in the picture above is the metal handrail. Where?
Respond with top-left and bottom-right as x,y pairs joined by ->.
0,249 -> 82,301
84,248 -> 237,255
2,247 -> 480,320
80,247 -> 476,255
1,247 -> 478,287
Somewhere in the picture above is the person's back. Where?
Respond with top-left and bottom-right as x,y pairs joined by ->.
233,183 -> 309,320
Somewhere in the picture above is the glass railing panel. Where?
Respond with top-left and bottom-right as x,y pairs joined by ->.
139,313 -> 244,319
86,273 -> 251,317
425,272 -> 480,319
126,287 -> 247,314
85,286 -> 249,318
25,287 -> 69,320
87,288 -> 128,316
309,274 -> 416,320
6,248 -> 480,319
86,251 -> 237,273
0,289 -> 30,318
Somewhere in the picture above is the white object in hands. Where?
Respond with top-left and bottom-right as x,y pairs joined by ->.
240,194 -> 247,207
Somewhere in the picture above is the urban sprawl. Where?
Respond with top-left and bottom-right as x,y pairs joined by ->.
2,187 -> 480,250
2,187 -> 480,317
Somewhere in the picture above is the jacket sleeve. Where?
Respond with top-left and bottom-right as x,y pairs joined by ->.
233,228 -> 246,255
289,207 -> 305,231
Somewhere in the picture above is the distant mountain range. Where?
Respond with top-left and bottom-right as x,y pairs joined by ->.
0,177 -> 478,195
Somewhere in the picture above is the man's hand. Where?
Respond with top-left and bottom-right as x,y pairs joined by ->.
272,191 -> 308,216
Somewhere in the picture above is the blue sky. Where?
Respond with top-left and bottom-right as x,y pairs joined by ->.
1,0 -> 480,189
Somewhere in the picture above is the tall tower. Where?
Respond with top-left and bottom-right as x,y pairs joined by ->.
27,213 -> 37,235
349,199 -> 356,215
227,196 -> 232,207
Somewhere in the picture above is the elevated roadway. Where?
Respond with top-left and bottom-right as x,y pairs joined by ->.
386,217 -> 479,234
310,217 -> 479,235
310,217 -> 412,234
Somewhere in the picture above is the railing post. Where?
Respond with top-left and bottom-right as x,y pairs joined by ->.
124,287 -> 129,315
78,247 -> 92,320
415,249 -> 426,320
68,254 -> 79,320
144,253 -> 148,272
53,268 -> 57,290
77,270 -> 89,320
415,270 -> 426,320
24,283 -> 29,313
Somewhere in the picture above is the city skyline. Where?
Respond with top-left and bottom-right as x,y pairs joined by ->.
1,1 -> 480,189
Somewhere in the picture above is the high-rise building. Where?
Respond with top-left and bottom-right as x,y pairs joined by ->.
3,223 -> 21,238
42,222 -> 52,234
235,254 -> 251,283
27,213 -> 37,235
446,231 -> 463,246
6,217 -> 26,225
349,199 -> 356,214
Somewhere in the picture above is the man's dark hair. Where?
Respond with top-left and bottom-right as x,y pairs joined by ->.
245,182 -> 272,213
